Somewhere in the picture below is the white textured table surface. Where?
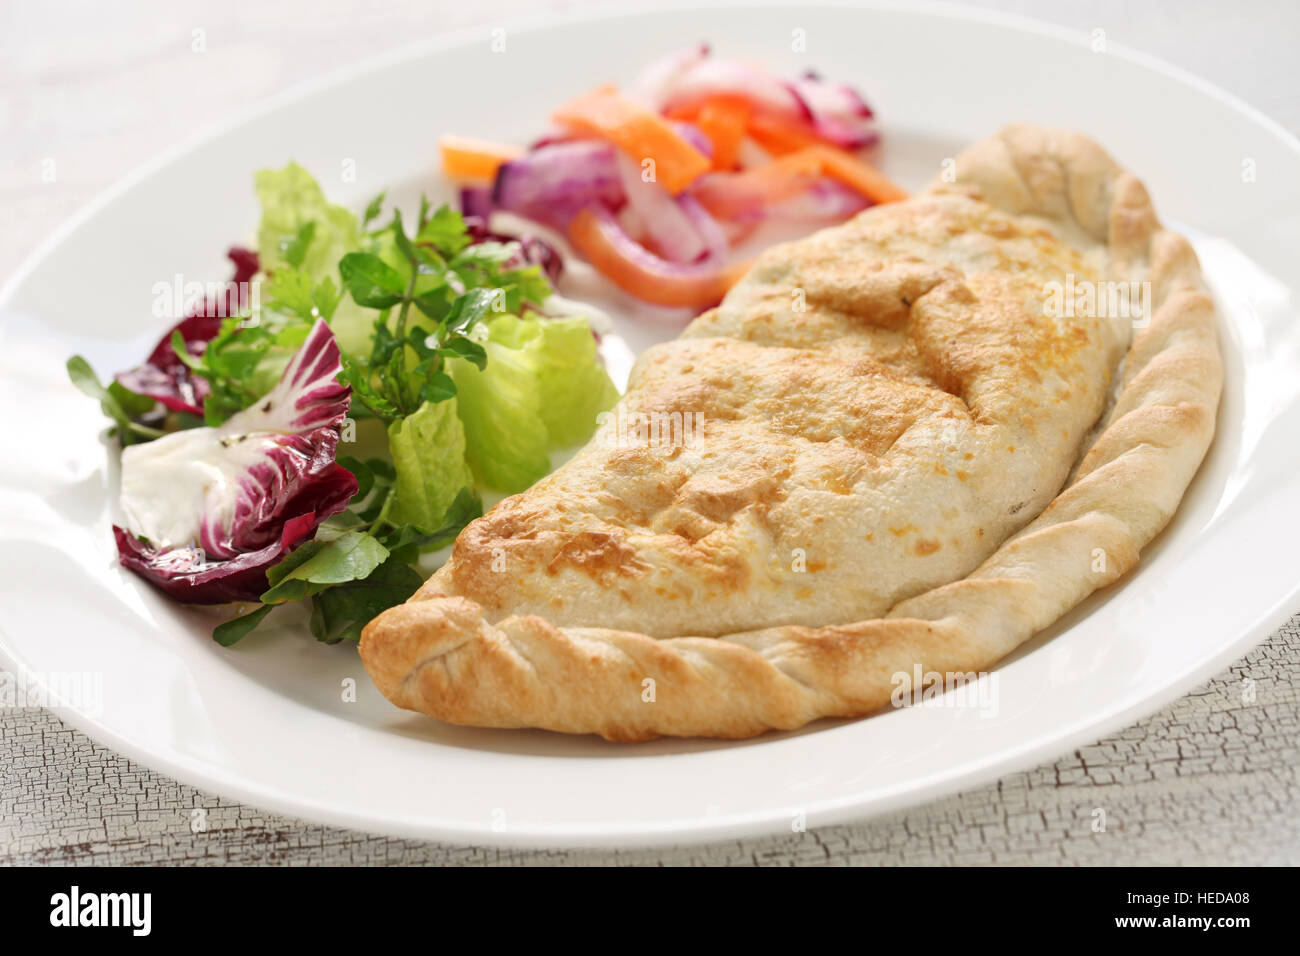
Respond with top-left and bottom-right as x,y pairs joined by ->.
3,0 -> 1298,865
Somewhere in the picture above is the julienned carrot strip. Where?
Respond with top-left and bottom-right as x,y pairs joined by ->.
553,86 -> 711,194
439,135 -> 523,180
568,207 -> 750,308
744,111 -> 825,155
693,146 -> 906,221
802,145 -> 909,204
691,97 -> 751,170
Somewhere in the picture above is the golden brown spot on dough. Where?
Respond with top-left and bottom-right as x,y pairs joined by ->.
890,524 -> 918,537
915,539 -> 941,556
957,470 -> 970,482
546,532 -> 647,581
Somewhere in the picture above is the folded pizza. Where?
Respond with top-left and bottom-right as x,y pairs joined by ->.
360,125 -> 1222,740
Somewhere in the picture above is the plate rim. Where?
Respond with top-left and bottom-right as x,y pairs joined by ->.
4,0 -> 1300,848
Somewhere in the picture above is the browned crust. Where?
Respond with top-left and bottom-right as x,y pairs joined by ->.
360,125 -> 1223,741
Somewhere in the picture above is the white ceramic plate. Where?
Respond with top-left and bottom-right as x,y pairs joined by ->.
3,1 -> 1299,848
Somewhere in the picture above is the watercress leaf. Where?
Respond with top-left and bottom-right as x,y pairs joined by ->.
420,369 -> 457,404
355,454 -> 395,523
338,252 -> 407,309
439,336 -> 487,370
444,287 -> 502,334
169,330 -> 205,371
379,487 -> 481,561
357,489 -> 390,524
390,209 -> 418,265
265,539 -> 329,589
451,240 -> 518,269
501,266 -> 553,309
366,312 -> 402,365
404,326 -> 437,359
315,510 -> 367,541
365,457 -> 396,482
308,557 -> 423,644
336,455 -> 374,501
260,531 -> 390,604
340,354 -> 399,422
66,355 -> 107,398
362,190 -> 387,229
416,204 -> 470,256
412,285 -> 455,322
212,603 -> 275,647
66,355 -> 164,444
107,381 -> 156,419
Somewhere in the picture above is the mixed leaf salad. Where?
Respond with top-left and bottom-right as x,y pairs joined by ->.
69,163 -> 618,645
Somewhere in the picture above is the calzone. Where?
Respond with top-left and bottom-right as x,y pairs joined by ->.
360,125 -> 1222,740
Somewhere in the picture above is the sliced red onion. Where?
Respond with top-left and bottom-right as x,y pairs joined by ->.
660,57 -> 811,123
492,140 -> 624,231
616,154 -> 706,263
767,178 -> 871,221
691,172 -> 870,227
677,193 -> 730,261
787,75 -> 879,149
458,186 -> 494,221
576,204 -> 734,315
615,154 -> 731,265
625,42 -> 711,107
671,121 -> 714,159
528,126 -> 580,150
459,193 -> 565,284
469,221 -> 565,284
689,171 -> 769,224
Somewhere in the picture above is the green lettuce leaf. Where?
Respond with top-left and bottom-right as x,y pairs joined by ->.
450,313 -> 619,492
495,314 -> 621,447
255,162 -> 360,280
380,398 -> 475,531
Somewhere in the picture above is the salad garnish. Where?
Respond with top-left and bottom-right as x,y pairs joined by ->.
67,44 -> 902,649
70,162 -> 618,645
114,319 -> 358,607
439,44 -> 906,310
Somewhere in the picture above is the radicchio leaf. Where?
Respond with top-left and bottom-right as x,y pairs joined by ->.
116,246 -> 260,416
114,319 -> 357,604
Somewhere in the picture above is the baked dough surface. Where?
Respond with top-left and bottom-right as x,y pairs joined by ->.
360,125 -> 1222,740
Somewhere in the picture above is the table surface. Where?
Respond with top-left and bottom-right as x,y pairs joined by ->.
3,0 -> 1298,866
